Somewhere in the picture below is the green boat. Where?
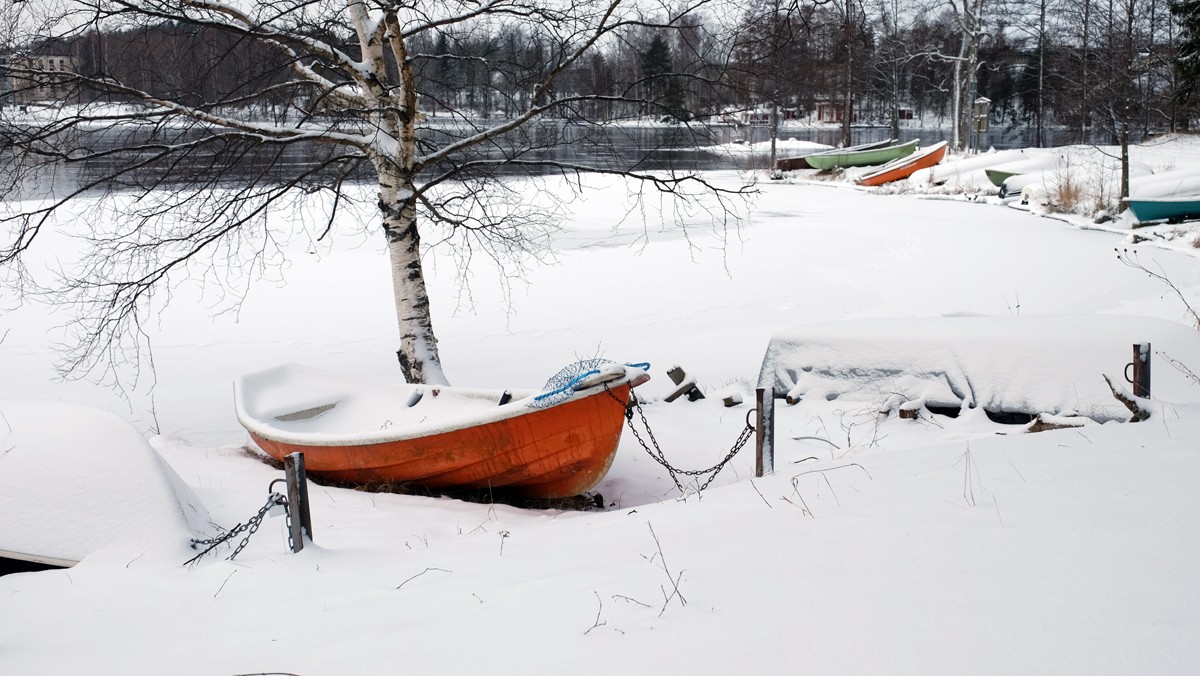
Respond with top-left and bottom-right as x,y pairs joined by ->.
803,139 -> 918,171
983,155 -> 1059,187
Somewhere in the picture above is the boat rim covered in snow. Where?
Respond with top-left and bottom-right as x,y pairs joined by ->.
234,361 -> 651,498
854,141 -> 949,186
803,139 -> 919,170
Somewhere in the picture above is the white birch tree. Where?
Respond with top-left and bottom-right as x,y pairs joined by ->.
0,0 -> 745,385
946,0 -> 987,151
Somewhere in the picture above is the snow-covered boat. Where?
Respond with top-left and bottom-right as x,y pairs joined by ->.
803,139 -> 917,170
0,400 -> 212,572
780,139 -> 890,171
1128,168 -> 1200,199
984,154 -> 1062,186
1126,196 -> 1200,224
919,148 -> 1028,186
855,141 -> 948,186
234,361 -> 650,499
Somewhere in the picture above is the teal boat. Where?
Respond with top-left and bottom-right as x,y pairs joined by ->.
803,139 -> 918,171
1126,196 -> 1200,224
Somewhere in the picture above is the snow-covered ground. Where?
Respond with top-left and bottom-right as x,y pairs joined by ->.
3,138 -> 1200,673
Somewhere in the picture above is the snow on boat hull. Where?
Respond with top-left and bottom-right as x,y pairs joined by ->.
803,139 -> 917,170
984,154 -> 1061,186
855,141 -> 948,186
236,363 -> 646,499
922,148 -> 1027,186
0,399 -> 213,568
782,139 -> 892,171
1129,169 -> 1200,199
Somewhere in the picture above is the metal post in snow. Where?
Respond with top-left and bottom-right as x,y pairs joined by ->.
284,452 -> 313,552
1130,343 -> 1151,399
755,387 -> 775,477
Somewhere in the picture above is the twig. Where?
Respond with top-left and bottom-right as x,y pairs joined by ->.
749,479 -> 773,508
660,571 -> 687,616
395,567 -> 452,590
818,472 -> 840,507
647,522 -> 686,617
1002,452 -> 1027,483
214,570 -> 237,598
782,490 -> 814,518
584,591 -> 607,635
791,462 -> 874,481
1159,351 -> 1200,387
612,594 -> 652,608
956,447 -> 979,507
1116,248 -> 1200,329
792,435 -> 840,449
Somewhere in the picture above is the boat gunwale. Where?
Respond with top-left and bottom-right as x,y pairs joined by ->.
234,363 -> 646,448
0,548 -> 78,568
855,141 -> 948,184
803,139 -> 919,169
801,138 -> 895,159
1126,195 -> 1200,204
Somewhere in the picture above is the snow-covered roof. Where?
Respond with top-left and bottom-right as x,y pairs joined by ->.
757,316 -> 1200,421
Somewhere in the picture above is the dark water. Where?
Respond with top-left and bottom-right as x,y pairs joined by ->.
4,117 -> 1109,196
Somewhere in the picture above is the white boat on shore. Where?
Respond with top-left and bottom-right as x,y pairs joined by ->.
0,400 -> 213,571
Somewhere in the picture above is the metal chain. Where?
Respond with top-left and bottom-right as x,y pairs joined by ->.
229,493 -> 286,560
186,490 -> 288,565
606,384 -> 756,493
283,495 -> 295,552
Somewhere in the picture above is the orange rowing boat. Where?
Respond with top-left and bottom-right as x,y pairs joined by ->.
855,141 -> 949,187
234,361 -> 649,498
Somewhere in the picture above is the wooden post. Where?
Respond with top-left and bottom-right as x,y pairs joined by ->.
1130,343 -> 1151,399
755,387 -> 775,477
664,365 -> 705,402
284,452 -> 313,552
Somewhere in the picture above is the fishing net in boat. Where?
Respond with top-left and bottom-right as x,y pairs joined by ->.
528,358 -> 616,408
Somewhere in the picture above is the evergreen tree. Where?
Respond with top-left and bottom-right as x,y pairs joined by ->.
641,33 -> 674,117
1172,0 -> 1200,107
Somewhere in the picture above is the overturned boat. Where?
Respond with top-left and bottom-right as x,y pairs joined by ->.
0,399 -> 213,574
235,361 -> 650,499
804,139 -> 918,170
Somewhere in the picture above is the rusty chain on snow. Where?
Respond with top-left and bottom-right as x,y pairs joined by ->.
605,383 -> 755,493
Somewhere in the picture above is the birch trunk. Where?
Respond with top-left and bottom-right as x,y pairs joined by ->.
357,5 -> 449,385
379,176 -> 448,386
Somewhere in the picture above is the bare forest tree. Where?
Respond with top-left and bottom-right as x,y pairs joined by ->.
0,0 -> 750,386
945,0 -> 989,150
733,0 -> 807,168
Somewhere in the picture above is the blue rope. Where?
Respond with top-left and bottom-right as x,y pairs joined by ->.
531,361 -> 651,402
533,369 -> 601,402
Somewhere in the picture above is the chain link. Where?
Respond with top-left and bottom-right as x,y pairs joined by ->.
185,490 -> 288,566
606,383 -> 755,493
283,495 -> 295,552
